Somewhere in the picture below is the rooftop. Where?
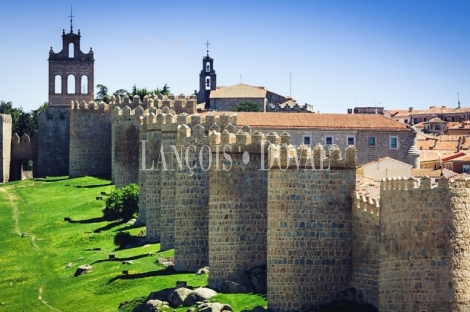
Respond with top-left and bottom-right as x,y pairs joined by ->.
209,83 -> 267,99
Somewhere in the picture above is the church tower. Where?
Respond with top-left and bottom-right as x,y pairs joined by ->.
48,16 -> 94,107
197,42 -> 217,109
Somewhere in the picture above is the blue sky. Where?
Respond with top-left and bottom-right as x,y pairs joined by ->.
1,0 -> 469,113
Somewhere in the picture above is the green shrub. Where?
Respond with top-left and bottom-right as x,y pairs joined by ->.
103,183 -> 139,222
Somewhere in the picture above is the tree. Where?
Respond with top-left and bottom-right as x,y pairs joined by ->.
232,101 -> 262,112
161,84 -> 170,96
0,101 -> 47,137
102,184 -> 139,222
96,84 -> 110,103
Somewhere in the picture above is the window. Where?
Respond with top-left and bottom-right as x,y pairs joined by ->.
404,119 -> 408,124
435,125 -> 441,131
368,137 -> 376,146
464,165 -> 469,174
423,117 -> 427,122
347,136 -> 355,145
413,117 -> 418,124
325,136 -> 333,145
303,135 -> 311,146
390,136 -> 398,149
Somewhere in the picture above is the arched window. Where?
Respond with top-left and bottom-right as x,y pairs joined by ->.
54,75 -> 62,94
67,75 -> 75,94
423,117 -> 427,122
69,43 -> 74,58
205,76 -> 211,90
452,117 -> 455,122
206,62 -> 210,72
81,75 -> 88,94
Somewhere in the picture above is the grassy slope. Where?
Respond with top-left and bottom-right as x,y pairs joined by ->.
0,177 -> 266,312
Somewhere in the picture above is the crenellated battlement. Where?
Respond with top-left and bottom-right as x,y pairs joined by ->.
141,111 -> 237,135
70,100 -> 110,112
114,94 -> 198,115
11,133 -> 36,144
111,105 -> 146,121
266,142 -> 357,169
380,175 -> 470,192
354,192 -> 380,216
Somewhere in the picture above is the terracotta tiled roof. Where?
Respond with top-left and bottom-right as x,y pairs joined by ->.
412,106 -> 454,115
435,141 -> 458,151
233,113 -> 410,130
387,109 -> 422,117
419,155 -> 439,162
210,84 -> 267,99
411,169 -> 442,178
426,117 -> 445,123
447,154 -> 470,162
447,122 -> 470,130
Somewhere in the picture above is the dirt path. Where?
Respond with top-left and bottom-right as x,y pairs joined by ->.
0,187 -> 38,247
38,287 -> 62,312
0,188 -> 20,235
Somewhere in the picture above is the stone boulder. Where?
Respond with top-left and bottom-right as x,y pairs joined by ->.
196,302 -> 232,312
74,264 -> 92,277
168,287 -> 192,307
132,299 -> 169,312
146,288 -> 176,302
196,266 -> 209,275
183,287 -> 218,307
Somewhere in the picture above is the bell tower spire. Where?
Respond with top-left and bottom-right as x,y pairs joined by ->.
197,41 -> 217,109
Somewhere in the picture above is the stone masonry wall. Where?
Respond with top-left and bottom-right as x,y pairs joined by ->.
267,143 -> 357,311
380,177 -> 470,312
351,194 -> 380,307
10,133 -> 39,181
208,127 -> 268,288
356,130 -> 415,166
136,95 -> 197,239
111,103 -> 145,188
69,101 -> 111,178
0,114 -> 12,183
37,107 -> 70,177
172,113 -> 235,271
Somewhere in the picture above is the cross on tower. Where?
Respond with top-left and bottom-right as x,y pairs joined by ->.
69,6 -> 75,33
205,40 -> 211,55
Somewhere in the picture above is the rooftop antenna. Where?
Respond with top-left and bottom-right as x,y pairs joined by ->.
458,92 -> 461,108
69,6 -> 74,33
240,75 -> 242,83
205,40 -> 210,56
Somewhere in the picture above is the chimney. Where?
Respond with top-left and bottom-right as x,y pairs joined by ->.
409,107 -> 413,112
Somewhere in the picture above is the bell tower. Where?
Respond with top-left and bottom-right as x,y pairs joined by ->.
48,11 -> 94,107
197,41 -> 217,109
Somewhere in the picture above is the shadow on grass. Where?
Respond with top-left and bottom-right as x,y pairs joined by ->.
92,253 -> 152,264
94,220 -> 125,232
34,177 -> 70,182
106,266 -> 191,284
75,183 -> 112,189
115,224 -> 142,232
68,217 -> 106,224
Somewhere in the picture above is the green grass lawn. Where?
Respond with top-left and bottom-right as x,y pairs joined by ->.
0,176 -> 266,312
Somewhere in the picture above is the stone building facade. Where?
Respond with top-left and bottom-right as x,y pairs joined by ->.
10,133 -> 38,181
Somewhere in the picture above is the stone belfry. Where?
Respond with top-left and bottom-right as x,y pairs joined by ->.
197,41 -> 217,109
38,11 -> 93,178
48,11 -> 94,107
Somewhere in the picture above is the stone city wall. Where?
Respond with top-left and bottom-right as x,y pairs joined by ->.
37,108 -> 70,177
69,101 -> 111,178
208,126 -> 268,289
351,193 -> 380,307
10,133 -> 38,181
0,114 -> 12,183
380,177 -> 470,312
266,142 -> 357,311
